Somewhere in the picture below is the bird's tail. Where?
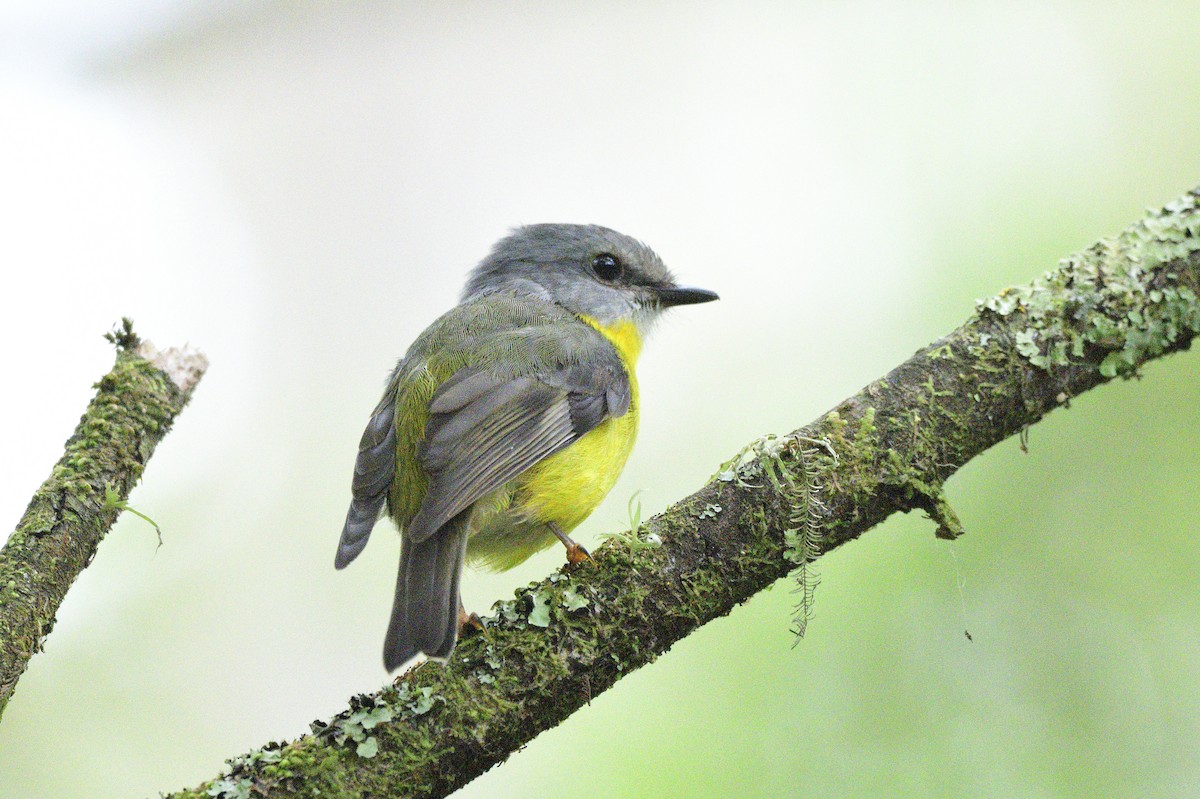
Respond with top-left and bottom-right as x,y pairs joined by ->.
383,511 -> 469,671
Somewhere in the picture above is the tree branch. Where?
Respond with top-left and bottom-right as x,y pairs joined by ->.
171,187 -> 1198,799
0,320 -> 207,720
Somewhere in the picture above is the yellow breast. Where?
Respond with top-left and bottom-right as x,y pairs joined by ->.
518,318 -> 641,531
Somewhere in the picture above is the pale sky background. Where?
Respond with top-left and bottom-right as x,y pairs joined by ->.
2,3 -> 1200,798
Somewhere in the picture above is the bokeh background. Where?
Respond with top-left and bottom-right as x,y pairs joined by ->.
2,2 -> 1199,797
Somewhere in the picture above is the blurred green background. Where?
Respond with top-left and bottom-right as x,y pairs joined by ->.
2,2 -> 1199,797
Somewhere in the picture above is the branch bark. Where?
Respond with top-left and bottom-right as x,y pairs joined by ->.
0,320 -> 207,719
167,187 -> 1198,797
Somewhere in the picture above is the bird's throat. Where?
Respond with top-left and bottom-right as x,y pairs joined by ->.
578,316 -> 643,367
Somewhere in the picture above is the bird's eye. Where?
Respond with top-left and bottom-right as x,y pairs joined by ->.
592,253 -> 623,281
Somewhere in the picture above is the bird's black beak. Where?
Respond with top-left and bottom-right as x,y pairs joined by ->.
653,285 -> 720,308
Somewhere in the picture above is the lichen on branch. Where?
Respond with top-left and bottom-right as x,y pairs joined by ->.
172,187 -> 1200,799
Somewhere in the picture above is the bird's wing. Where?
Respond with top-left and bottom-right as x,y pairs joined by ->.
335,380 -> 399,569
405,356 -> 631,543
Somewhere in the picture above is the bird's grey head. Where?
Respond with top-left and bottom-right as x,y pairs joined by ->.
461,224 -> 717,330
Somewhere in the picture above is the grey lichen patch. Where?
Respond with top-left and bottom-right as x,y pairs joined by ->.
193,734 -> 338,798
205,740 -> 326,798
526,590 -> 552,627
471,562 -> 621,677
978,191 -> 1200,377
307,688 -> 438,763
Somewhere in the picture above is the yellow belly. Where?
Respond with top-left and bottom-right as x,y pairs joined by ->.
465,318 -> 642,571
522,316 -> 641,530
518,406 -> 638,531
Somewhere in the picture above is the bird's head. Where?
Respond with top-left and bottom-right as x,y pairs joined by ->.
462,223 -> 718,333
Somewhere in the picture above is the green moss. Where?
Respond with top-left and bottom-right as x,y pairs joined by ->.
857,406 -> 877,440
927,343 -> 955,360
1,321 -> 198,719
811,392 -> 968,550
819,409 -> 883,513
103,316 -> 141,350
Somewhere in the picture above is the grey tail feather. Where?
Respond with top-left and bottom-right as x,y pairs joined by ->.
383,511 -> 469,672
335,499 -> 382,569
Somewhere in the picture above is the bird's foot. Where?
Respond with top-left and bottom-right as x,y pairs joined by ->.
550,522 -> 593,568
458,604 -> 486,639
564,541 -> 592,566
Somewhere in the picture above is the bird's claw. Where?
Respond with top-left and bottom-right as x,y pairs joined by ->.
565,541 -> 592,567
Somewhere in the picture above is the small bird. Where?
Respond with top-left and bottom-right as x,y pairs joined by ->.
335,224 -> 718,671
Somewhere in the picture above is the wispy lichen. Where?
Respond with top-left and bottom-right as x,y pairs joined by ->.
719,433 -> 836,640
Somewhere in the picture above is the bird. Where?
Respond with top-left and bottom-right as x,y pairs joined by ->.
335,223 -> 718,671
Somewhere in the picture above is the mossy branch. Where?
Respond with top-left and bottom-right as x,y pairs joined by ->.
166,187 -> 1198,799
0,320 -> 207,720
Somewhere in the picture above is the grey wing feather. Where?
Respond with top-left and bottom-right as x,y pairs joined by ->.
427,368 -> 504,415
405,360 -> 630,544
540,361 -> 632,421
335,383 -> 398,569
421,376 -> 547,464
567,393 -> 607,434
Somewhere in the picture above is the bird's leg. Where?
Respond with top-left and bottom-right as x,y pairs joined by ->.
457,597 -> 485,638
549,521 -> 591,565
